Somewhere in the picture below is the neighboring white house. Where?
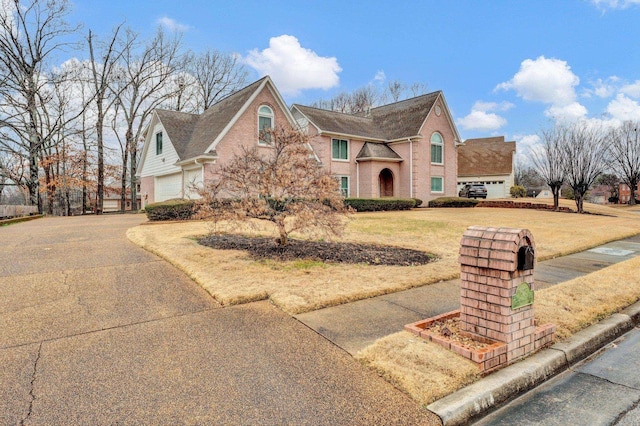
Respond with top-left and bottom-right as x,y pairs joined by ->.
457,136 -> 516,199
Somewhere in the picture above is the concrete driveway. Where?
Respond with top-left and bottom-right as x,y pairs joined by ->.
0,215 -> 436,425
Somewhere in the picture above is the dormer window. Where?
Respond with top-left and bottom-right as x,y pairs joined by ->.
258,105 -> 274,145
156,131 -> 163,155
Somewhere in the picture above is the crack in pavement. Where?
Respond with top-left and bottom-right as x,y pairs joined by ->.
21,341 -> 43,426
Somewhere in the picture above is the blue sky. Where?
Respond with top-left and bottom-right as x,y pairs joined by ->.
69,0 -> 640,160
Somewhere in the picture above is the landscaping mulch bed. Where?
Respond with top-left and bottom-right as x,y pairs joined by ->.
198,234 -> 435,266
426,317 -> 491,350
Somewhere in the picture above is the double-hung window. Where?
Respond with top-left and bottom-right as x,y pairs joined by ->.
332,138 -> 349,160
338,176 -> 349,197
431,132 -> 443,164
431,176 -> 444,193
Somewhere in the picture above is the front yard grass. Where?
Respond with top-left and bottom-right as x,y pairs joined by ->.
127,199 -> 640,314
127,199 -> 640,407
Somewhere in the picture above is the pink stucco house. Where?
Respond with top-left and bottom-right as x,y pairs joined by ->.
138,76 -> 461,207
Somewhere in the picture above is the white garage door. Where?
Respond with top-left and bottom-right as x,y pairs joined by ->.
183,168 -> 203,199
485,181 -> 506,199
155,172 -> 182,202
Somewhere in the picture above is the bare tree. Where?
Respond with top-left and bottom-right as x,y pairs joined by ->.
87,24 -> 128,214
0,0 -> 79,212
608,121 -> 640,205
384,80 -> 406,103
562,123 -> 607,213
532,125 -> 567,211
111,28 -> 184,211
190,48 -> 248,112
198,127 -> 351,246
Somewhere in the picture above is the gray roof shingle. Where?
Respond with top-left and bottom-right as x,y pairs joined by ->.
356,142 -> 403,161
292,91 -> 441,142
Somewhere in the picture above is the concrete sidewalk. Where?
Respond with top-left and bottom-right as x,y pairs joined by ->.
296,234 -> 640,355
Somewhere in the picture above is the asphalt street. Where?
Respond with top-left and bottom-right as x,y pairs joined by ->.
0,215 -> 436,425
474,327 -> 640,425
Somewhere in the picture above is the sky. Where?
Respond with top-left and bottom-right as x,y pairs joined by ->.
68,0 -> 640,162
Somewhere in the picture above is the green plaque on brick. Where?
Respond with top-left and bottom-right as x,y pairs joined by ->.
512,282 -> 534,310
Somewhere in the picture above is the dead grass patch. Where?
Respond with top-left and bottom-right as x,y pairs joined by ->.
127,200 -> 640,314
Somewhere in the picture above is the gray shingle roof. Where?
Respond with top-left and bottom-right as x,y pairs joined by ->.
156,77 -> 268,161
292,91 -> 441,142
356,142 -> 402,161
458,137 -> 516,177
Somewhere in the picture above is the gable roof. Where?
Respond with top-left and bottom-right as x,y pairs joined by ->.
155,77 -> 269,162
458,136 -> 516,177
291,91 -> 443,142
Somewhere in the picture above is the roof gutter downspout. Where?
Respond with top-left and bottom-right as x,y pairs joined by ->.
408,138 -> 414,198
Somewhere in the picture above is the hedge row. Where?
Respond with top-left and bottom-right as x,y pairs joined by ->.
144,199 -> 199,221
428,197 -> 479,208
145,197 -> 424,220
344,198 -> 418,212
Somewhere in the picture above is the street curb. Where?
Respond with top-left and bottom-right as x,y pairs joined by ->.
426,300 -> 640,426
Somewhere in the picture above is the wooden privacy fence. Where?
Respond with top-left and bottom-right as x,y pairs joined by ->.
0,205 -> 38,219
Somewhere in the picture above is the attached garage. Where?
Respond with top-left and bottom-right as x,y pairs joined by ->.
457,137 -> 516,199
155,172 -> 183,202
183,167 -> 203,199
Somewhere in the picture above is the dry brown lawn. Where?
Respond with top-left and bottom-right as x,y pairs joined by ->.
128,199 -> 640,406
127,199 -> 640,314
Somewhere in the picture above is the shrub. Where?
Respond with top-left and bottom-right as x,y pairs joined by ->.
428,197 -> 479,208
510,185 -> 527,198
344,198 -> 416,212
412,198 -> 424,208
144,199 -> 199,221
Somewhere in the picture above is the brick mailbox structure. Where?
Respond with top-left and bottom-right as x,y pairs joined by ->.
458,226 -> 555,367
406,226 -> 555,372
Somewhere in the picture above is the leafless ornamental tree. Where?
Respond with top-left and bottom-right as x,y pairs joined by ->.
199,127 -> 351,246
562,123 -> 607,213
608,121 -> 640,205
532,125 -> 567,211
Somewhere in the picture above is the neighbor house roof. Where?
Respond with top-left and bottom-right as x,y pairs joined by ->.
458,136 -> 516,177
291,91 -> 442,142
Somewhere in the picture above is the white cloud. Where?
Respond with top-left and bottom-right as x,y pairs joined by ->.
156,16 -> 190,32
545,102 -> 588,121
584,76 -> 620,98
620,80 -> 640,98
373,70 -> 386,84
496,56 -> 580,105
606,94 -> 640,121
458,101 -> 509,131
590,0 -> 640,9
244,35 -> 341,96
473,101 -> 514,112
497,56 -> 589,122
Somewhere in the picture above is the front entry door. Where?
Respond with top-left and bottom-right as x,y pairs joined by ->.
379,169 -> 394,197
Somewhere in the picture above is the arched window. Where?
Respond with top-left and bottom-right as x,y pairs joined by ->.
258,105 -> 274,145
431,132 -> 443,164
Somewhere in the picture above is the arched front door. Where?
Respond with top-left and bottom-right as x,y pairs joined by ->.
379,168 -> 394,197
